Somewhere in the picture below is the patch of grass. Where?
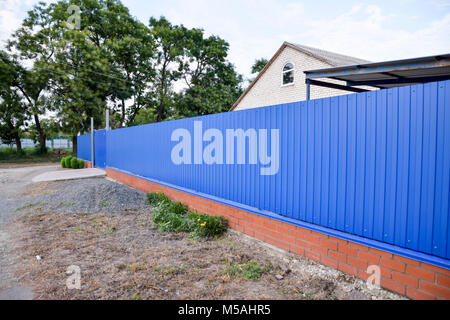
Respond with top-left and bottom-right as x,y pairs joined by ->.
146,192 -> 170,205
78,212 -> 90,216
147,192 -> 227,238
131,293 -> 141,300
154,265 -> 188,275
223,260 -> 272,280
16,202 -> 44,211
126,263 -> 148,272
72,227 -> 83,231
0,147 -> 72,164
60,202 -> 75,207
100,201 -> 112,207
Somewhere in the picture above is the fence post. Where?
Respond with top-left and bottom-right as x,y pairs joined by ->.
91,117 -> 95,167
105,108 -> 110,130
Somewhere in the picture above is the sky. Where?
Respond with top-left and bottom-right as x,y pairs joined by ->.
1,0 -> 450,79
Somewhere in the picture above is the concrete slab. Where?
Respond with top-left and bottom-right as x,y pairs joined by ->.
32,168 -> 106,183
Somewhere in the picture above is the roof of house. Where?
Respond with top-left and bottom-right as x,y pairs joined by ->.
230,41 -> 369,110
289,43 -> 370,67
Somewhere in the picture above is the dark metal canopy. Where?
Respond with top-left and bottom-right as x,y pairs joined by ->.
303,53 -> 450,100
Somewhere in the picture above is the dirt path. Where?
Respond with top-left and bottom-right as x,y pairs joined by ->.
0,165 -> 59,299
1,165 -> 405,300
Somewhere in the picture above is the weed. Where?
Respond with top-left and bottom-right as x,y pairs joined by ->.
148,192 -> 227,238
16,202 -> 43,211
223,260 -> 271,280
131,293 -> 141,300
100,201 -> 112,207
60,202 -> 74,207
127,263 -> 147,272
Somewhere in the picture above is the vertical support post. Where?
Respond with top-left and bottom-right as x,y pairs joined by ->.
306,81 -> 311,101
105,108 -> 110,130
91,117 -> 95,168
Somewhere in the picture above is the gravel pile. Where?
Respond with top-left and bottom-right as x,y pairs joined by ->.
18,177 -> 149,214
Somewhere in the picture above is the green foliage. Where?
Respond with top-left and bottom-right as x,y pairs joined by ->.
146,192 -> 170,205
223,260 -> 272,280
70,157 -> 78,169
251,58 -> 269,74
147,192 -> 227,238
61,156 -> 84,169
0,147 -> 65,163
2,0 -> 244,148
63,156 -> 73,168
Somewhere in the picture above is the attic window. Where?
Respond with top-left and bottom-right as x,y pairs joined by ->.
282,62 -> 294,85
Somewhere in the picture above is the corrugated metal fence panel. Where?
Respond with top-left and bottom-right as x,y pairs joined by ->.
94,129 -> 106,169
103,80 -> 450,260
77,134 -> 91,161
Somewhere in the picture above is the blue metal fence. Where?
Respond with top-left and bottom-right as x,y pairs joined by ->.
80,80 -> 450,261
77,133 -> 91,161
94,129 -> 107,169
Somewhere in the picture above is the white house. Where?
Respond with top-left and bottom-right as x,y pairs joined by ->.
231,42 -> 370,111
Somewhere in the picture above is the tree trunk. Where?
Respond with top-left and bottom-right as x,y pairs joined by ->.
120,99 -> 126,127
14,133 -> 22,153
33,113 -> 46,153
72,135 -> 77,157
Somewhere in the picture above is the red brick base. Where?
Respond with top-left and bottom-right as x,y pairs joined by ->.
84,161 -> 92,168
106,167 -> 450,300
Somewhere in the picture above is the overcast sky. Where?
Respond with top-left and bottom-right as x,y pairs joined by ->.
1,0 -> 449,79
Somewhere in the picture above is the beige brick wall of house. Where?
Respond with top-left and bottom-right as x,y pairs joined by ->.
234,46 -> 370,111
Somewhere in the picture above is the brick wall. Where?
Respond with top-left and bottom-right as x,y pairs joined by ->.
106,167 -> 450,300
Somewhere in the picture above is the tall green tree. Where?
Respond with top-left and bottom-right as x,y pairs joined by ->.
174,29 -> 243,117
149,16 -> 189,121
0,51 -> 31,152
0,52 -> 30,152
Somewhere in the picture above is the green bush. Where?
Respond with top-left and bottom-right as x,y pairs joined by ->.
61,157 -> 67,168
63,156 -> 72,168
147,192 -> 227,238
70,157 -> 79,169
78,159 -> 85,169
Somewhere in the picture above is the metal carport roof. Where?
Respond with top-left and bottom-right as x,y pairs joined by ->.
303,53 -> 450,99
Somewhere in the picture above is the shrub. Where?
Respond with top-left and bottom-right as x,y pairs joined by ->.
70,157 -> 79,169
61,157 -> 67,168
147,192 -> 227,238
63,156 -> 73,168
78,159 -> 85,169
190,211 -> 228,238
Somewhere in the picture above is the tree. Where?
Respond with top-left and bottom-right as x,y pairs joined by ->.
173,28 -> 243,117
0,51 -> 30,152
49,28 -> 110,154
7,2 -> 58,153
251,58 -> 268,74
149,16 -> 188,121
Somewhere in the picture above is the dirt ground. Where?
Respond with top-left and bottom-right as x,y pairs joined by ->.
2,169 -> 405,300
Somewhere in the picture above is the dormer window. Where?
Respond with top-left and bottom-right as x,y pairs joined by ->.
282,62 -> 294,85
